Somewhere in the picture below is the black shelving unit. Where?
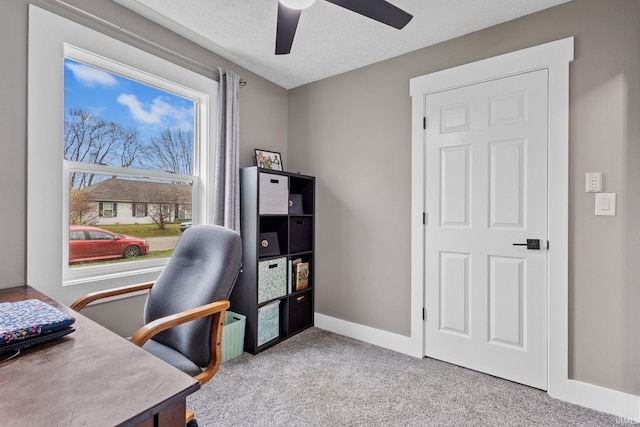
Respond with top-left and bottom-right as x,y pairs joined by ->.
230,166 -> 315,354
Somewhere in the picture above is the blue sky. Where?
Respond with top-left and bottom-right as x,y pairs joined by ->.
64,58 -> 194,144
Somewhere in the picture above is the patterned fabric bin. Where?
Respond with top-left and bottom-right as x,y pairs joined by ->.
258,257 -> 287,303
221,311 -> 246,363
257,300 -> 280,347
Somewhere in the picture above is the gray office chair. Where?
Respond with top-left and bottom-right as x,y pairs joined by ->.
72,224 -> 242,425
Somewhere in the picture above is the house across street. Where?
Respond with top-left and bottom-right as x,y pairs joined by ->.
79,178 -> 192,226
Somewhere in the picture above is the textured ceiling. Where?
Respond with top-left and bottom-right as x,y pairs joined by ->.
114,0 -> 571,89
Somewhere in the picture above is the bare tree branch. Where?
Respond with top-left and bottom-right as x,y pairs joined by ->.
64,109 -> 146,188
147,128 -> 193,175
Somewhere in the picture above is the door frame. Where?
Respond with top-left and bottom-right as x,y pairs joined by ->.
409,37 -> 573,400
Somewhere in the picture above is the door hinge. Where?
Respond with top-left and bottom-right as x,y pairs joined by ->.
547,240 -> 550,250
423,212 -> 427,225
423,117 -> 427,129
422,307 -> 426,320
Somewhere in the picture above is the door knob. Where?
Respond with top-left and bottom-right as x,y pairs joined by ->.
513,239 -> 540,250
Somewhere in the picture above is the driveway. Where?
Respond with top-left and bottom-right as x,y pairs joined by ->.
147,236 -> 180,251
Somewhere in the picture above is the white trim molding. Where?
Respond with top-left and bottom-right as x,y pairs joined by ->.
314,313 -> 418,357
566,380 -> 640,422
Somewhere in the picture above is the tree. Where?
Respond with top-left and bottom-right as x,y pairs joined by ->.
118,126 -> 146,169
69,188 -> 99,225
147,202 -> 173,230
147,128 -> 193,175
145,184 -> 190,230
64,109 -> 144,188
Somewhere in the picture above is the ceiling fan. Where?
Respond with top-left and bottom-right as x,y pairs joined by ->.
276,0 -> 413,55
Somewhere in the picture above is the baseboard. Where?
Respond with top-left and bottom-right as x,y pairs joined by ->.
314,313 -> 420,357
314,312 -> 640,421
563,379 -> 640,422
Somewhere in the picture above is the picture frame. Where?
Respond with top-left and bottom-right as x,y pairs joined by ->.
255,149 -> 283,171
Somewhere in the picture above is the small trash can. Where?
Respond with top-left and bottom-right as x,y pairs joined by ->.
221,311 -> 246,363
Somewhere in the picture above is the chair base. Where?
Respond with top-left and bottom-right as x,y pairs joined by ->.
186,410 -> 196,425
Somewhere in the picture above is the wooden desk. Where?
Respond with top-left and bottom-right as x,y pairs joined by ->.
0,286 -> 200,427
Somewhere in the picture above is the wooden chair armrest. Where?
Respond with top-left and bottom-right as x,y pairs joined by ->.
70,282 -> 155,312
129,300 -> 230,348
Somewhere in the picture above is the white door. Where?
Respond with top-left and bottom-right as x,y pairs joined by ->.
423,69 -> 549,390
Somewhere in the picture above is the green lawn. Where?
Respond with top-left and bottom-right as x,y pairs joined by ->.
100,223 -> 182,238
70,249 -> 174,267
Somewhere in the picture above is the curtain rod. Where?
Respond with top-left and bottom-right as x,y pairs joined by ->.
52,0 -> 247,86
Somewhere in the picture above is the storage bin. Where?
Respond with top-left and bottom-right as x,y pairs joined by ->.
289,217 -> 313,253
288,290 -> 313,334
259,173 -> 288,214
258,257 -> 287,303
288,194 -> 304,214
258,232 -> 281,257
221,311 -> 246,363
257,300 -> 280,346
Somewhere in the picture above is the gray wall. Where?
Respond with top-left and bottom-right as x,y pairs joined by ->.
0,0 -> 288,335
288,0 -> 640,395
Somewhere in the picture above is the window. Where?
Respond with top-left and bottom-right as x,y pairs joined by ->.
62,48 -> 203,274
133,203 -> 147,218
178,205 -> 192,220
88,231 -> 115,241
100,202 -> 117,218
64,55 -> 197,267
70,231 -> 86,241
28,6 -> 218,299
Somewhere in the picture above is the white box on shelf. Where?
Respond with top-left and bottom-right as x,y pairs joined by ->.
259,173 -> 288,215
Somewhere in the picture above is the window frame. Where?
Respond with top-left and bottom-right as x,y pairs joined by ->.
178,205 -> 192,220
28,6 -> 217,303
133,203 -> 147,218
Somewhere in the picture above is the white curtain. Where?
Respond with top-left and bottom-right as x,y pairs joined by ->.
213,68 -> 240,233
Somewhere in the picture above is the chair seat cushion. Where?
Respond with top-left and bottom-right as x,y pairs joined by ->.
142,339 -> 203,377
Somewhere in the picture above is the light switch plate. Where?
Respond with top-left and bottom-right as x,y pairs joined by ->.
586,172 -> 603,193
595,193 -> 616,216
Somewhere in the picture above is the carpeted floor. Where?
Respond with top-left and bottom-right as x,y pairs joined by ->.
188,328 -> 634,426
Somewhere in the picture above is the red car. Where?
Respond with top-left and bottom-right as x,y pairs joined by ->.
69,225 -> 149,263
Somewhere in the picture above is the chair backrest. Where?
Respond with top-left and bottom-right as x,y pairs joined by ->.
144,224 -> 242,368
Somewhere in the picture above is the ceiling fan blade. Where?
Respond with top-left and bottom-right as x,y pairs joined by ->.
276,2 -> 302,55
325,0 -> 413,29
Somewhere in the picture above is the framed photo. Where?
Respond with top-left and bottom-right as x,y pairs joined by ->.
254,149 -> 283,171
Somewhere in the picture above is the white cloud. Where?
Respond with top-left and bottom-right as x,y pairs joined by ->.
117,94 -> 161,124
117,94 -> 192,129
65,62 -> 117,87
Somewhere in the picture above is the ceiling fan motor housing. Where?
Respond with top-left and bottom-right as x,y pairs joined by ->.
275,0 -> 413,55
